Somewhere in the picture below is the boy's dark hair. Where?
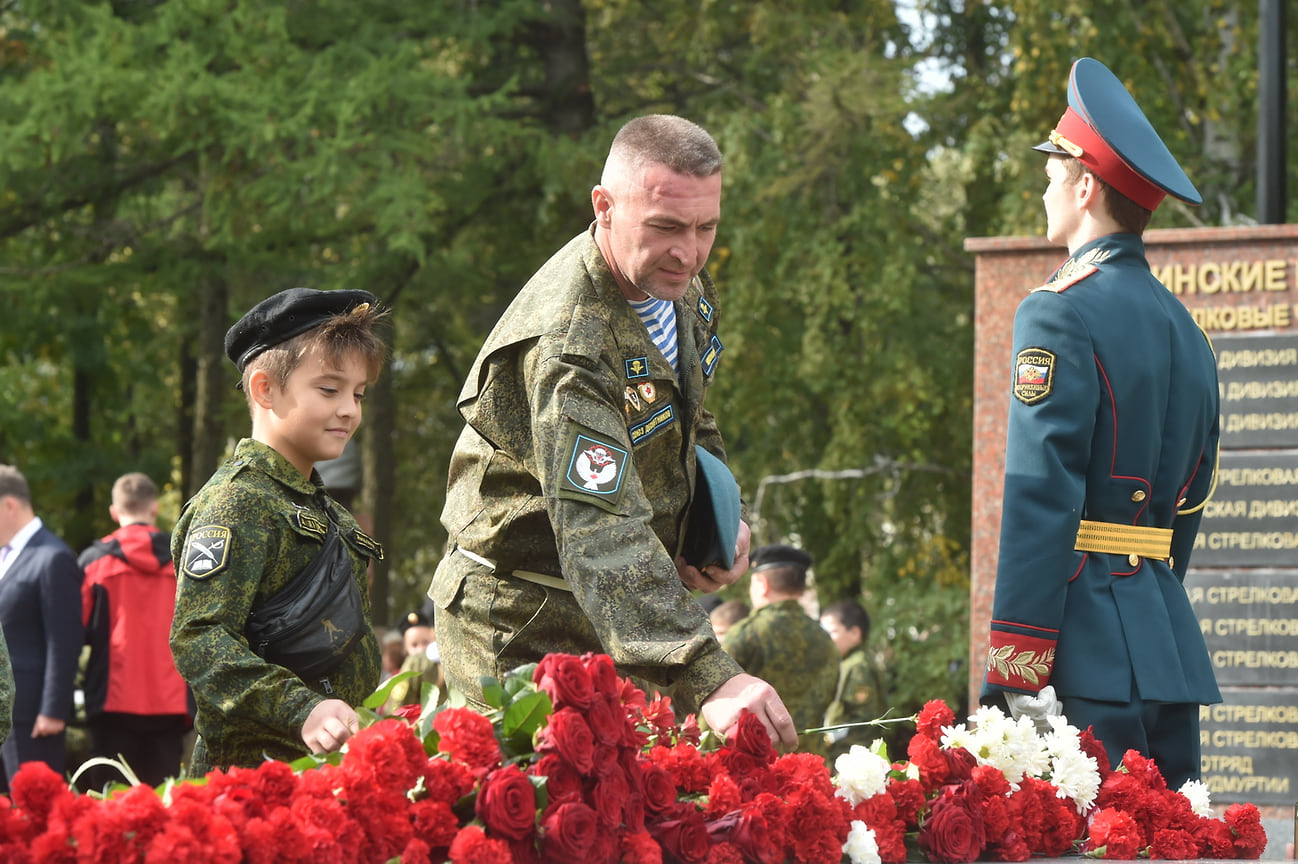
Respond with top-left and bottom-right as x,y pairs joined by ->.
242,303 -> 388,398
822,599 -> 871,641
710,599 -> 750,629
1060,156 -> 1153,235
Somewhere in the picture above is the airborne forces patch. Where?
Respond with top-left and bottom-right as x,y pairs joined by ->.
558,424 -> 630,513
1013,348 -> 1056,405
182,525 -> 232,579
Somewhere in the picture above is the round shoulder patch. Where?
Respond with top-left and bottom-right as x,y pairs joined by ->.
181,525 -> 232,579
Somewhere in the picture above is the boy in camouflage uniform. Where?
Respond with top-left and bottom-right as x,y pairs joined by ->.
170,288 -> 387,773
430,114 -> 797,749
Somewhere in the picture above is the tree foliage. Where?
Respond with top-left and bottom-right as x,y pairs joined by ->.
2,0 -> 1294,721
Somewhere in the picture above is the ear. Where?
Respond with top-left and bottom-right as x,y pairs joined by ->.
247,368 -> 276,409
592,185 -> 613,227
108,504 -> 120,523
1076,171 -> 1100,208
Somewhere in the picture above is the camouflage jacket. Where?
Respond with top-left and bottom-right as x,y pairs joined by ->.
431,228 -> 742,711
170,438 -> 382,771
722,599 -> 840,741
0,628 -> 11,747
825,643 -> 890,760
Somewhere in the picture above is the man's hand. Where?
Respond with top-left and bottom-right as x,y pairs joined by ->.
301,699 -> 360,754
677,519 -> 752,593
31,715 -> 65,737
1005,685 -> 1061,735
701,673 -> 797,751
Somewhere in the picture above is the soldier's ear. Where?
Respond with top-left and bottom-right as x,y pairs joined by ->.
247,368 -> 276,408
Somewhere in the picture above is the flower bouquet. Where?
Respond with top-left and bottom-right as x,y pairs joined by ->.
0,653 -> 1268,863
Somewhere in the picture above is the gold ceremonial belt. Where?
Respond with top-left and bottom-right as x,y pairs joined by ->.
1074,520 -> 1172,560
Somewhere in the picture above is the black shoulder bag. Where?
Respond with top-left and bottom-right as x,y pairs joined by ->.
245,509 -> 369,692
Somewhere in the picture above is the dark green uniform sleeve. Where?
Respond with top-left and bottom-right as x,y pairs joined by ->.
0,626 -> 13,747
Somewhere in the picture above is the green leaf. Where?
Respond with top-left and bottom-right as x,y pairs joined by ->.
363,670 -> 419,710
501,690 -> 552,740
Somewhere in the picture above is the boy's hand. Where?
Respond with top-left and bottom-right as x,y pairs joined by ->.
302,699 -> 360,754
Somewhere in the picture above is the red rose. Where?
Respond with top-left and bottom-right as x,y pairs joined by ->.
476,765 -> 538,841
536,708 -> 595,775
723,807 -> 778,864
586,692 -> 626,745
593,767 -> 631,829
620,831 -> 664,864
918,784 -> 986,863
531,754 -> 583,806
729,709 -> 776,765
915,699 -> 956,742
641,762 -> 680,816
534,653 -> 595,711
650,810 -> 711,864
943,745 -> 977,782
581,652 -> 620,696
540,801 -> 599,862
1086,808 -> 1143,859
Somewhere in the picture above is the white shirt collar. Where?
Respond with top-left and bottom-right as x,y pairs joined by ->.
0,516 -> 43,578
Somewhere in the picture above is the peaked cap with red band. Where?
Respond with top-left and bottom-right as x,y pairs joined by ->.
1034,57 -> 1202,211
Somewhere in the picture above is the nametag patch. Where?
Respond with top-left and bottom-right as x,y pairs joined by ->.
558,425 -> 630,512
1013,348 -> 1056,405
293,509 -> 328,540
352,529 -> 385,560
182,525 -> 231,580
630,405 -> 676,446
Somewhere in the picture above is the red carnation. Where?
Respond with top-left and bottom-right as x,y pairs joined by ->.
772,751 -> 835,798
1087,808 -> 1144,859
1078,725 -> 1112,778
1225,802 -> 1267,859
1195,818 -> 1237,858
9,761 -> 74,835
887,776 -> 927,828
1150,827 -> 1201,860
784,786 -> 852,864
915,699 -> 956,742
918,783 -> 986,863
409,799 -> 460,850
476,765 -> 538,841
426,756 -> 477,806
648,743 -> 713,793
434,707 -> 502,776
540,801 -> 599,862
907,733 -> 950,791
448,824 -> 513,864
534,653 -> 595,711
620,831 -> 664,864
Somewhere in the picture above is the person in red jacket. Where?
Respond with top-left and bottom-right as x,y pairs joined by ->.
78,473 -> 192,789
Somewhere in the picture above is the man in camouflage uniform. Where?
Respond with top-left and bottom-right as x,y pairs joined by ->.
721,544 -> 839,755
820,599 -> 889,762
430,114 -> 796,748
170,288 -> 387,773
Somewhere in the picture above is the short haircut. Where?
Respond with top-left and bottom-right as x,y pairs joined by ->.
752,543 -> 813,593
241,302 -> 388,400
0,465 -> 30,505
822,599 -> 871,641
1059,155 -> 1153,235
112,472 -> 158,516
710,599 -> 750,629
603,114 -> 723,185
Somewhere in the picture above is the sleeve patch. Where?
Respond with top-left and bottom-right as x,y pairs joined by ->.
181,525 -> 232,580
557,424 -> 631,512
1013,347 -> 1056,405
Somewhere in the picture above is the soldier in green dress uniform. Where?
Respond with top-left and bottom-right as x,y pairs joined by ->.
170,288 -> 388,773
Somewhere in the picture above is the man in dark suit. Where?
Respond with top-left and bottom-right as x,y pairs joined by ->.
981,58 -> 1220,789
0,465 -> 83,792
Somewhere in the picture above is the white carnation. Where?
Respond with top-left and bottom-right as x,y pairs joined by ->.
843,821 -> 881,864
834,743 -> 891,806
1048,748 -> 1100,814
1178,779 -> 1213,818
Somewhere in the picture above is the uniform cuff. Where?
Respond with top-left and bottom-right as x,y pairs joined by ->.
669,641 -> 743,717
984,626 -> 1057,691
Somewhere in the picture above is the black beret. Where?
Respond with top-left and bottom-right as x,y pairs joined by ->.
224,287 -> 377,371
752,543 -> 812,574
398,610 -> 431,634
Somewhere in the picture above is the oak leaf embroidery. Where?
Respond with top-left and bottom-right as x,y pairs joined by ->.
986,645 -> 1055,686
